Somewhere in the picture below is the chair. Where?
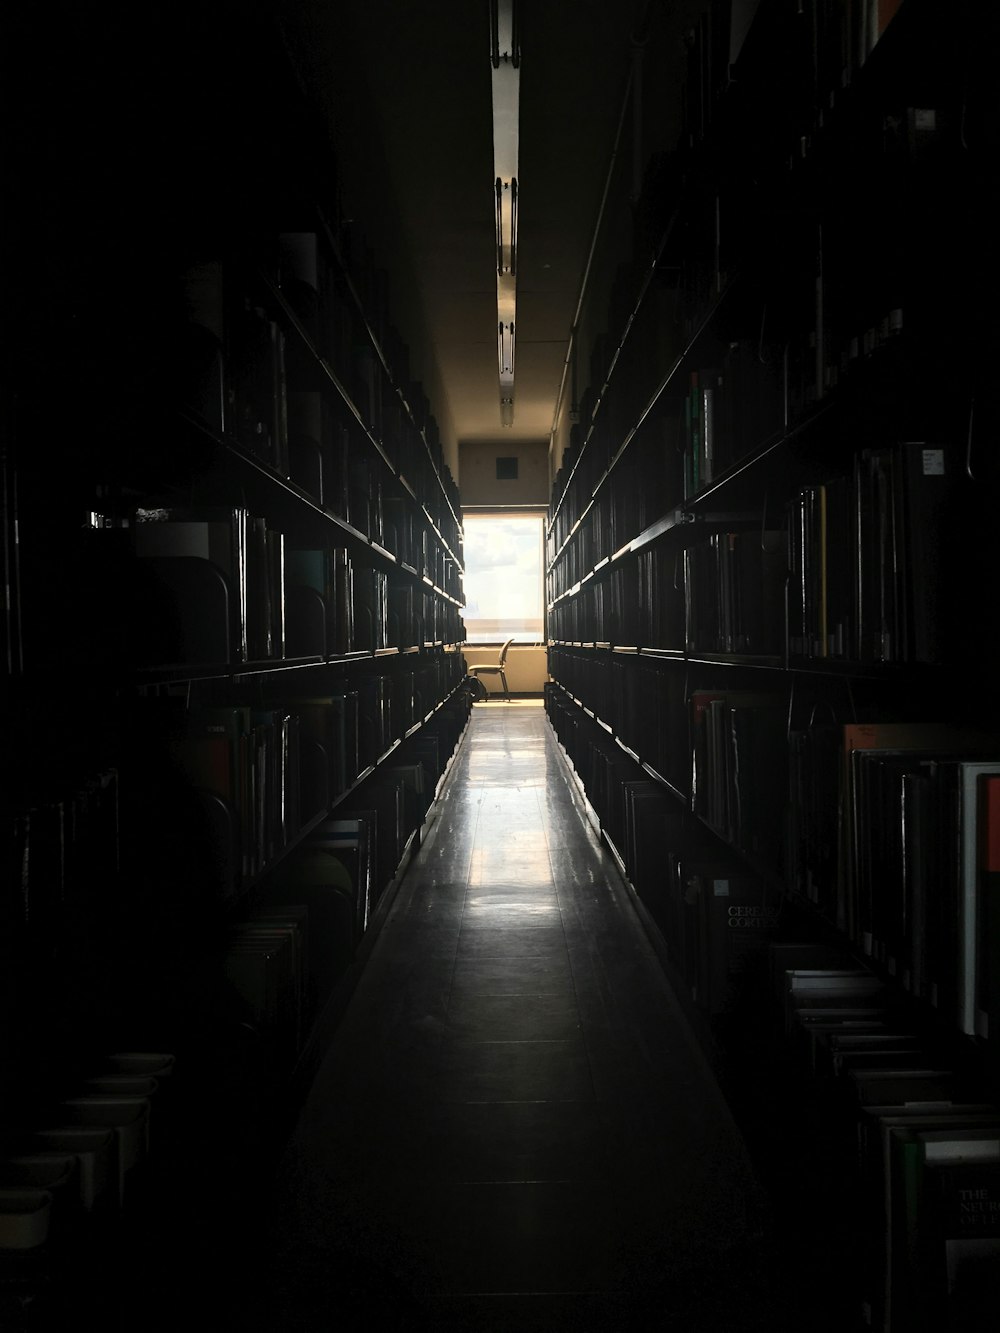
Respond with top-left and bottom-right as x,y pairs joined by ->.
468,638 -> 514,700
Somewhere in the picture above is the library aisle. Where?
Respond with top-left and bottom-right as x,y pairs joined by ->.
244,700 -> 817,1332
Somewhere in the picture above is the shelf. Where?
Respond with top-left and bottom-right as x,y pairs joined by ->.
549,679 -> 687,803
636,647 -> 685,662
689,653 -> 954,682
132,645 -> 453,688
260,272 -> 393,472
261,272 -> 462,569
685,653 -> 786,672
416,497 -> 464,573
329,678 -> 469,814
239,805 -> 331,896
549,396 -> 839,594
681,397 -> 838,514
170,409 -> 464,604
545,496 -> 596,574
544,6 -> 1000,1324
550,638 -> 957,687
548,503 -> 760,608
3,11 -> 474,1321
547,199 -> 692,539
564,275 -> 670,500
690,811 -> 787,895
549,275 -> 738,541
638,760 -> 686,807
311,206 -> 464,542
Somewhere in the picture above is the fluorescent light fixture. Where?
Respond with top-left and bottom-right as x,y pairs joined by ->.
490,0 -> 519,427
495,176 -> 517,277
489,0 -> 519,69
498,321 -> 515,378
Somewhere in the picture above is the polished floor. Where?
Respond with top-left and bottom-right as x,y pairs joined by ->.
258,704 -> 800,1330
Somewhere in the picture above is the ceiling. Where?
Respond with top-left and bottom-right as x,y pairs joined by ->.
276,1 -> 695,470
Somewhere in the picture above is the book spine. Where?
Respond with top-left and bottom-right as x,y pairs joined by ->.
977,775 -> 1000,1041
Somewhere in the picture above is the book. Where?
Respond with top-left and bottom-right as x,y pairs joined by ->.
901,766 -> 935,1002
133,506 -> 249,666
279,712 -> 302,849
386,761 -> 430,830
686,529 -> 785,655
277,232 -> 325,343
266,526 -> 286,660
253,904 -> 310,1030
332,548 -> 355,654
848,442 -> 963,665
899,441 -> 960,664
249,709 -> 278,869
860,0 -> 904,64
310,816 -> 374,937
170,705 -> 251,894
269,842 -> 357,994
352,564 -> 389,653
837,724 -> 993,944
179,260 -> 226,432
853,447 -> 899,663
854,1107 -> 1000,1331
811,1029 -> 926,1082
228,292 -> 288,473
783,967 -> 888,1036
843,746 -> 1000,1027
383,496 -> 415,571
691,860 -> 780,1015
768,941 -> 856,996
285,548 -> 336,658
246,516 -> 284,661
978,775 -> 1000,1042
4,1127 -> 116,1214
348,454 -> 383,542
356,675 -> 391,769
294,694 -> 357,814
920,1155 -> 1000,1331
225,924 -> 300,1061
286,390 -> 330,505
790,483 -> 837,658
956,761 -> 1000,1037
699,366 -> 722,485
787,721 -> 841,916
387,581 -> 417,650
884,1125 -> 1000,1332
682,368 -> 722,496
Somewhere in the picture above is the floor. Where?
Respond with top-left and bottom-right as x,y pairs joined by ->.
245,702 -> 811,1331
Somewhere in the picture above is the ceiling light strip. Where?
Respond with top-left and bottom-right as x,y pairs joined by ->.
491,0 -> 519,426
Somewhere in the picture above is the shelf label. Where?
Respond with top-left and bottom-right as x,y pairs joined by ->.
922,448 -> 945,476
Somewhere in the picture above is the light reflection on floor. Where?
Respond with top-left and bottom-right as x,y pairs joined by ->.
265,703 -> 795,1332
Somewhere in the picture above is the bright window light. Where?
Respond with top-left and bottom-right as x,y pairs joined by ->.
461,512 -> 544,644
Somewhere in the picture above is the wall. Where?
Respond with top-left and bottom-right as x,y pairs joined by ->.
458,441 -> 550,695
461,644 -> 548,696
461,445 -> 552,698
458,440 -> 549,507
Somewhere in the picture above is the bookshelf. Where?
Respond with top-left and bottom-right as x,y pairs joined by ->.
1,0 -> 468,1303
545,0 -> 999,1326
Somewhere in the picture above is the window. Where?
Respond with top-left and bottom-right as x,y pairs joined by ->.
461,511 -> 545,644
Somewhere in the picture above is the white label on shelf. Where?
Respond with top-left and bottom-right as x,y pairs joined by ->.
922,448 -> 945,476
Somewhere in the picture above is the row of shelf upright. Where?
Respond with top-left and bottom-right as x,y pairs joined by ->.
545,6 -> 1000,1327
